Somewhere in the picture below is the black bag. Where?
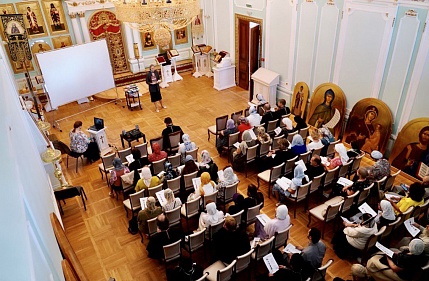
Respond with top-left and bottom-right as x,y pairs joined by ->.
166,258 -> 203,281
128,216 -> 138,235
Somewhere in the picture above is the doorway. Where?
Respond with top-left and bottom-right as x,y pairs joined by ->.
235,14 -> 262,97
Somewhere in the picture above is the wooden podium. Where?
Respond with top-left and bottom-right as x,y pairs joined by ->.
251,68 -> 280,105
87,128 -> 110,155
213,65 -> 236,91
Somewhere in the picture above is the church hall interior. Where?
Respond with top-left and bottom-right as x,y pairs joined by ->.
2,0 -> 429,280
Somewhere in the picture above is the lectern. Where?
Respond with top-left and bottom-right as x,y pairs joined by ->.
87,128 -> 110,155
251,68 -> 280,105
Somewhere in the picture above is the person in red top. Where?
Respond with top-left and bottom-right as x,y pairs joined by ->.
237,116 -> 252,141
109,157 -> 130,198
148,142 -> 167,163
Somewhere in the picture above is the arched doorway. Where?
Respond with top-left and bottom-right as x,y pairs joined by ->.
88,11 -> 128,74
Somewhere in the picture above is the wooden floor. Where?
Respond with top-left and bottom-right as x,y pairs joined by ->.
46,72 -> 416,281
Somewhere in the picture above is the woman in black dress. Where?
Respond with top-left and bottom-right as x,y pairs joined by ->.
146,64 -> 166,112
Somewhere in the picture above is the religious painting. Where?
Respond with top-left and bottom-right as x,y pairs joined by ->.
41,0 -> 69,35
389,118 -> 429,180
6,48 -> 34,73
306,83 -> 346,139
174,27 -> 188,45
52,35 -> 72,49
0,3 -> 16,41
31,40 -> 51,54
191,9 -> 204,39
16,1 -> 47,37
141,31 -> 156,51
291,82 -> 309,119
343,98 -> 392,154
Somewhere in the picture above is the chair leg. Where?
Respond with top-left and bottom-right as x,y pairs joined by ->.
79,190 -> 86,211
207,130 -> 210,141
76,157 -> 79,173
268,183 -> 271,199
124,205 -> 128,217
99,167 -> 104,179
307,213 -> 311,227
294,203 -> 297,219
66,155 -> 69,168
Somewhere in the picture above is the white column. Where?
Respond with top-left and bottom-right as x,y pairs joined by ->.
123,24 -> 135,59
69,13 -> 83,44
78,12 -> 91,43
132,29 -> 142,58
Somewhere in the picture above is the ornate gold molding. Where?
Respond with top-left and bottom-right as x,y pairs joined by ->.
327,0 -> 335,6
406,9 -> 417,17
78,12 -> 85,18
69,13 -> 77,19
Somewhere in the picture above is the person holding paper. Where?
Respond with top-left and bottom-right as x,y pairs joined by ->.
109,158 -> 130,197
178,134 -> 196,164
396,222 -> 429,256
265,253 -> 314,281
247,105 -> 261,127
332,168 -> 369,197
332,213 -> 378,259
197,172 -> 216,196
217,166 -> 238,199
298,228 -> 326,268
216,119 -> 238,155
198,150 -> 219,182
377,200 -> 396,228
307,129 -> 324,151
197,202 -> 224,234
256,126 -> 272,146
367,239 -> 426,281
264,138 -> 295,170
254,205 -> 290,239
305,155 -> 326,180
128,148 -> 150,185
325,143 -> 350,171
231,130 -> 257,170
272,165 -> 309,205
290,134 -> 307,155
237,117 -> 252,141
135,167 -> 163,192
137,196 -> 162,236
388,182 -> 425,215
161,188 -> 182,211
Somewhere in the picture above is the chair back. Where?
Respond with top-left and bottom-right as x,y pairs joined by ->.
376,176 -> 388,192
147,217 -> 158,237
279,114 -> 290,128
246,144 -> 259,162
217,260 -> 236,281
165,206 -> 181,227
152,158 -> 166,175
254,124 -> 264,135
299,151 -> 311,164
270,163 -> 285,183
244,203 -> 262,225
203,191 -> 218,208
129,188 -> 145,210
325,200 -> 343,222
357,184 -> 373,206
273,224 -> 292,249
272,135 -> 282,150
310,172 -> 325,194
299,126 -> 310,139
296,181 -> 312,202
163,239 -> 182,263
223,182 -> 239,203
167,154 -> 181,169
134,142 -> 148,158
364,226 -> 386,252
231,110 -> 243,125
148,183 -> 163,198
208,218 -> 225,241
338,160 -> 353,178
259,142 -> 271,157
227,132 -> 240,148
349,153 -> 364,176
326,139 -> 341,157
381,217 -> 400,241
118,147 -> 132,164
287,131 -> 298,143
215,115 -> 229,133
186,147 -> 199,162
168,131 -> 181,150
413,199 -> 429,220
188,227 -> 206,252
285,156 -> 298,175
230,209 -> 244,229
312,259 -> 333,281
384,170 -> 401,192
184,196 -> 201,217
244,108 -> 250,117
396,206 -> 414,229
120,171 -> 135,192
267,119 -> 279,134
257,104 -> 264,116
311,147 -> 323,158
236,248 -> 254,273
184,171 -> 198,190
342,191 -> 360,213
254,236 -> 275,261
150,136 -> 163,151
101,153 -> 116,171
323,166 -> 339,186
167,176 -> 181,195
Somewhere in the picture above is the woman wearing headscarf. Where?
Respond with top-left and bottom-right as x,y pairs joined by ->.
325,143 -> 349,170
332,213 -> 378,259
319,126 -> 335,156
198,202 -> 224,233
216,119 -> 238,154
162,188 -> 182,211
164,161 -> 177,180
293,116 -> 308,132
135,167 -> 163,192
198,150 -> 219,182
137,196 -> 162,236
290,134 -> 307,155
178,134 -> 197,163
247,105 -> 261,127
227,193 -> 245,215
148,142 -> 167,162
198,172 -> 217,197
237,116 -> 252,141
180,155 -> 200,195
217,166 -> 239,199
377,200 -> 396,228
109,157 -> 130,197
367,238 -> 426,281
231,130 -> 257,170
254,205 -> 291,239
272,165 -> 309,205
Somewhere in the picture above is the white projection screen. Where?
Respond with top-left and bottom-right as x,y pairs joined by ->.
36,40 -> 115,108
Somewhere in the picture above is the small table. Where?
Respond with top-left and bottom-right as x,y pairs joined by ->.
120,129 -> 146,148
54,186 -> 87,215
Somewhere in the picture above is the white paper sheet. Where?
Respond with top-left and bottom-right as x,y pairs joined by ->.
375,242 -> 394,258
295,160 -> 307,172
274,127 -> 282,136
192,177 -> 201,191
276,177 -> 292,191
233,142 -> 240,148
384,193 -> 403,202
247,129 -> 257,140
140,197 -> 148,210
263,253 -> 279,274
337,177 -> 354,187
341,216 -> 354,224
217,170 -> 225,182
404,217 -> 421,237
155,190 -> 167,205
358,202 -> 377,217
251,237 -> 261,249
320,156 -> 330,166
256,214 -> 271,227
283,243 -> 302,254
125,154 -> 134,164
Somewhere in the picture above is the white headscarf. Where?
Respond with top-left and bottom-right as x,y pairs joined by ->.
223,167 -> 238,185
282,118 -> 293,130
249,105 -> 257,115
276,205 -> 289,220
292,165 -> 308,186
380,200 -> 396,220
291,134 -> 304,147
206,202 -> 222,224
334,143 -> 349,165
409,239 -> 425,255
200,150 -> 211,165
182,134 -> 193,151
141,167 -> 152,187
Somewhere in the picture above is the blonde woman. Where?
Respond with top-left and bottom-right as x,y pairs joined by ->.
162,188 -> 182,211
198,172 -> 217,196
307,129 -> 324,151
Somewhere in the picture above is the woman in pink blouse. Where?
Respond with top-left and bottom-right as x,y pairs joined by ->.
69,121 -> 99,162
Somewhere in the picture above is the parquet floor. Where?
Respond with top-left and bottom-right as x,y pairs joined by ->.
45,72 -> 416,281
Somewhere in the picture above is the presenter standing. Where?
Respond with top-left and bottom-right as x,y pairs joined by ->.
146,64 -> 166,113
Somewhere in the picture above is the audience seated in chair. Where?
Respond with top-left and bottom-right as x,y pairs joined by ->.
231,130 -> 257,171
135,167 -> 163,192
162,117 -> 184,150
347,140 -> 362,159
198,201 -> 224,232
228,193 -> 245,215
216,119 -> 238,155
237,116 -> 252,141
109,157 -> 130,197
178,134 -> 196,164
367,150 -> 391,182
247,105 -> 261,127
254,205 -> 291,239
216,166 -> 238,199
197,172 -> 217,197
274,98 -> 290,121
333,264 -> 369,281
293,116 -> 308,133
290,134 -> 307,155
259,252 -> 314,281
264,138 -> 295,171
272,165 -> 309,206
325,143 -> 349,171
319,126 -> 335,156
305,155 -> 326,180
332,168 -> 369,197
287,227 -> 326,269
387,182 -> 425,215
164,161 -> 177,180
137,196 -> 162,237
128,148 -> 150,186
244,184 -> 264,209
162,188 -> 182,212
198,150 -> 218,182
261,103 -> 276,131
69,120 -> 100,162
376,200 -> 396,228
148,142 -> 167,163
307,129 -> 325,151
256,126 -> 272,146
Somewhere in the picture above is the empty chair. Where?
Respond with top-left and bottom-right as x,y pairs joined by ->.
148,183 -> 163,198
204,259 -> 236,281
149,136 -> 163,151
299,151 -> 312,164
266,119 -> 279,135
167,176 -> 181,196
308,199 -> 344,238
167,131 -> 181,154
218,181 -> 239,212
134,142 -> 148,158
384,170 -> 401,192
183,171 -> 198,192
244,144 -> 259,177
257,163 -> 284,198
98,152 -> 116,184
326,139 -> 341,158
244,107 -> 250,117
285,181 -> 312,218
181,195 -> 201,231
375,176 -> 388,199
309,172 -> 325,196
231,110 -> 243,125
206,218 -> 225,243
311,146 -> 323,158
380,217 -> 401,246
413,199 -> 429,221
57,141 -> 85,173
338,159 -> 353,179
273,224 -> 293,250
123,186 -> 145,217
341,191 -> 360,214
182,227 -> 206,259
162,239 -> 182,265
152,158 -> 166,175
146,216 -> 158,238
311,259 -> 334,281
167,153 -> 181,169
120,171 -> 135,193
348,153 -> 364,178
243,203 -> 262,226
395,207 -> 415,234
299,126 -> 310,139
118,147 -> 132,165
165,206 -> 181,228
208,115 -> 228,141
186,147 -> 199,162
284,156 -> 298,176
322,166 -> 339,190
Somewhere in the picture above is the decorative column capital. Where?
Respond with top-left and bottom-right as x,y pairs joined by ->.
78,12 -> 85,18
69,13 -> 77,19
